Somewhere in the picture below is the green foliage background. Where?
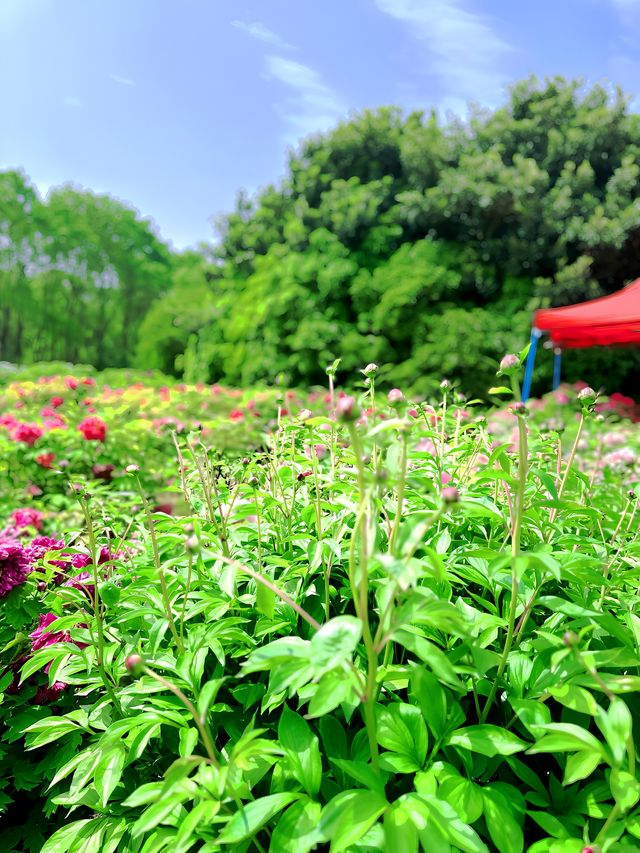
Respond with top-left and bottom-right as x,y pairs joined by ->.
2,77 -> 640,396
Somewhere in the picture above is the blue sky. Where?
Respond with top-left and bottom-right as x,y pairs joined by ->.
2,0 -> 640,249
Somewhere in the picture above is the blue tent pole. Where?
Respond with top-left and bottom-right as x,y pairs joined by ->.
521,328 -> 541,403
552,347 -> 562,391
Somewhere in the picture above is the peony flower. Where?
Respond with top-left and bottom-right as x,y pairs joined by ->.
78,416 -> 107,441
229,409 -> 244,421
92,463 -> 115,481
36,452 -> 56,469
50,396 -> 64,408
11,423 -> 43,446
29,612 -> 70,651
0,538 -> 33,597
11,508 -> 43,531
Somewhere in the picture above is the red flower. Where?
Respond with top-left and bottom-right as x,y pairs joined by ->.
36,452 -> 55,469
64,377 -> 79,390
12,423 -> 43,446
78,416 -> 107,441
82,377 -> 96,386
92,463 -> 115,481
50,396 -> 64,408
229,409 -> 244,421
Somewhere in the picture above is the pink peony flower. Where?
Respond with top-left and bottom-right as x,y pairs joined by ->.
11,508 -> 43,531
78,416 -> 107,441
12,423 -> 43,446
229,409 -> 244,421
64,377 -> 79,390
50,396 -> 64,408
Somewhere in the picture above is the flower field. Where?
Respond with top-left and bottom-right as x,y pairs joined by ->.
0,362 -> 639,853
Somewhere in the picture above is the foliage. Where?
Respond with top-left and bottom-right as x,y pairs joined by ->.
3,78 -> 640,395
0,362 -> 639,851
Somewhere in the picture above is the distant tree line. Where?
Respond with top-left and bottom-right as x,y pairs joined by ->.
3,77 -> 640,396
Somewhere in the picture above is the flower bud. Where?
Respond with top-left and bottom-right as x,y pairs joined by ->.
442,486 -> 460,504
184,535 -> 199,552
387,388 -> 404,405
126,464 -> 140,474
362,363 -> 378,376
562,630 -> 579,647
510,401 -> 527,416
498,354 -> 520,375
440,379 -> 451,391
336,395 -> 358,421
580,846 -> 601,853
298,408 -> 313,422
578,387 -> 597,406
248,476 -> 259,488
125,654 -> 143,672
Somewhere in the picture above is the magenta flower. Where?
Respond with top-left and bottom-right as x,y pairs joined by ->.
11,508 -> 43,531
29,612 -> 70,651
11,423 -> 43,446
78,416 -> 107,441
0,538 -> 33,597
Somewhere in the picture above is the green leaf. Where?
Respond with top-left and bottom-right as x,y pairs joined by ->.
278,705 -> 322,797
310,616 -> 362,675
410,668 -> 447,739
527,723 -> 604,755
527,811 -> 571,838
383,802 -> 419,852
446,725 -> 527,757
407,793 -> 488,852
307,670 -> 352,717
549,684 -> 598,716
94,744 -> 126,807
596,697 -> 632,767
330,759 -> 386,796
131,790 -> 190,837
563,750 -> 602,785
319,789 -> 387,852
256,580 -> 276,619
482,786 -> 524,853
40,819 -> 93,853
437,775 -> 484,824
270,799 -> 322,853
377,703 -> 427,766
610,768 -> 640,812
218,793 -> 301,844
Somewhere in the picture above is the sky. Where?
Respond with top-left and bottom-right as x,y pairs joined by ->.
2,0 -> 640,249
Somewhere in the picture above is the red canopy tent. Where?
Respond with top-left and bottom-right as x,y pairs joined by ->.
521,278 -> 640,400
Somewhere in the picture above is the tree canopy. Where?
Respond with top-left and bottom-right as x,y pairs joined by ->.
3,76 -> 640,395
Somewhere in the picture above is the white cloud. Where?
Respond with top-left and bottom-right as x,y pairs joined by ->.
265,56 -> 347,141
110,74 -> 135,87
374,0 -> 512,112
231,20 -> 293,50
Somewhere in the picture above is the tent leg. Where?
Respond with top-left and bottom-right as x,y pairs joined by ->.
521,328 -> 541,403
552,348 -> 562,391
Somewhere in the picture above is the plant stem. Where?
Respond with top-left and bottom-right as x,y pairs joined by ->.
135,476 -> 183,652
80,498 -> 123,717
481,407 -> 528,722
388,430 -> 408,555
141,665 -> 219,767
549,412 -> 585,528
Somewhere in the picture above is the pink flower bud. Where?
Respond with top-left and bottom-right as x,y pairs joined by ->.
499,354 -> 520,373
442,486 -> 460,504
336,395 -> 358,421
387,388 -> 404,404
125,654 -> 143,672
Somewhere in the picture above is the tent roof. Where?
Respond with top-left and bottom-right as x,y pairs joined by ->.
533,278 -> 640,348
